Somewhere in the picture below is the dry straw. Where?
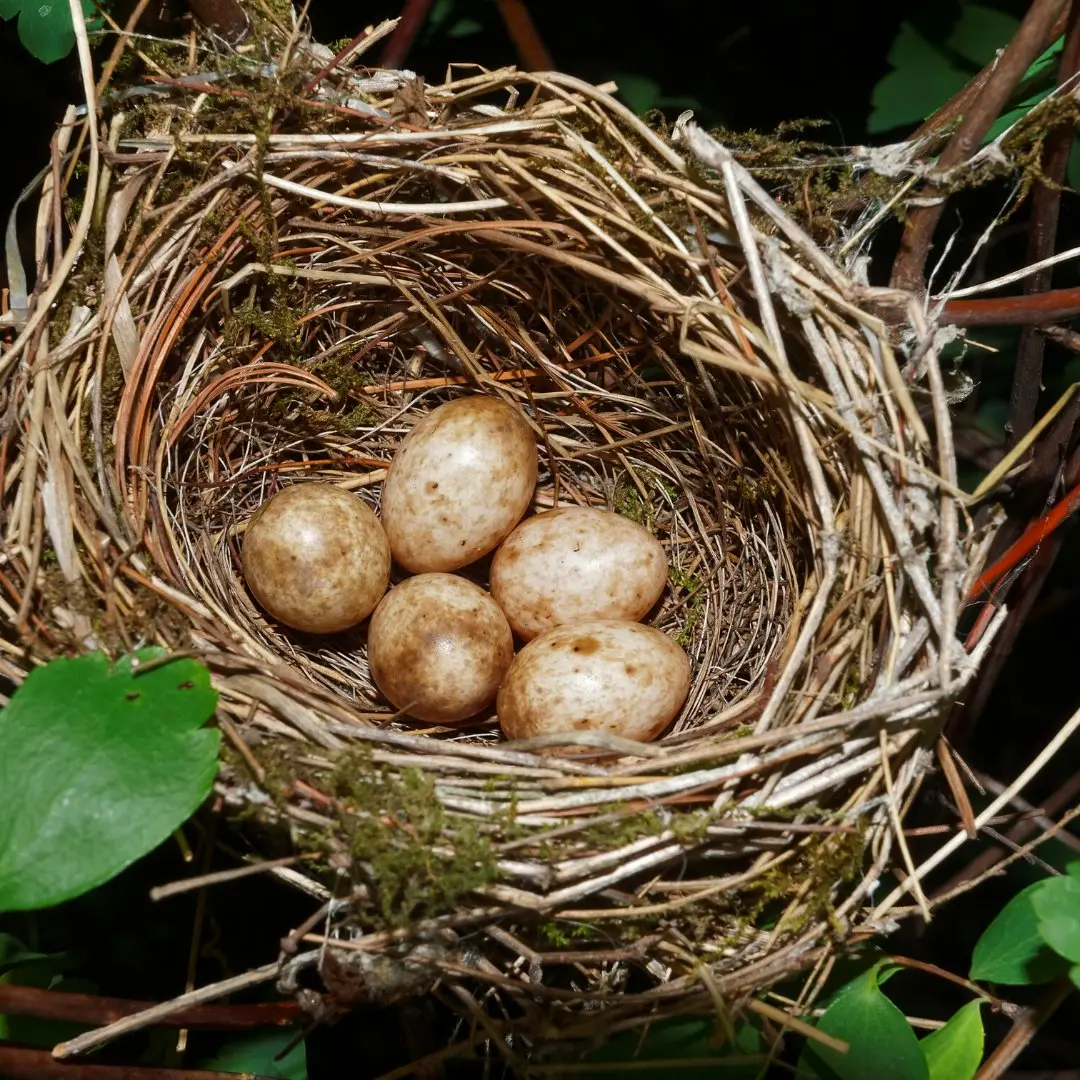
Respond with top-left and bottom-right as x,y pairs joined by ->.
2,2 -> 997,1066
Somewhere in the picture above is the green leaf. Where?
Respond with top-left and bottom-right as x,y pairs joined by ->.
946,5 -> 1019,66
867,23 -> 971,134
614,73 -> 663,116
1033,874 -> 1080,963
797,964 -> 929,1080
1070,963 -> 1080,991
921,1000 -> 984,1080
970,881 -> 1070,984
0,933 -> 49,974
446,16 -> 482,38
0,649 -> 219,912
200,1029 -> 307,1079
1,0 -> 100,64
578,1017 -> 764,1079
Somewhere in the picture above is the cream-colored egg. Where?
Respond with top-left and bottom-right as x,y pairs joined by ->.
242,483 -> 390,634
380,396 -> 538,573
490,507 -> 668,639
497,620 -> 691,744
367,573 -> 514,724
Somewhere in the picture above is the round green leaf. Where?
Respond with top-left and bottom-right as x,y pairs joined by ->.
0,649 -> 220,912
867,23 -> 970,134
1033,875 -> 1080,964
969,881 -> 1069,985
921,1000 -> 984,1080
797,965 -> 929,1080
15,0 -> 98,64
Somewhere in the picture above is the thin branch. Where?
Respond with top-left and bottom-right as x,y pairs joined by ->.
52,963 -> 282,1059
872,697 -> 1080,918
942,284 -> 1080,325
0,983 -> 298,1030
932,769 -> 1080,900
890,0 -> 1070,294
0,1045 -> 246,1080
974,979 -> 1073,1079
888,955 -> 1006,1009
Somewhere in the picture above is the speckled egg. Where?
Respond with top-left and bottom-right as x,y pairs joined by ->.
242,483 -> 390,634
490,506 -> 668,639
379,396 -> 538,573
497,619 -> 691,744
367,573 -> 515,724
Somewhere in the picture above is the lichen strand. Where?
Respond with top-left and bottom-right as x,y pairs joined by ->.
330,747 -> 499,927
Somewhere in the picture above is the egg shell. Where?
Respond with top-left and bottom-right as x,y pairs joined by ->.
242,483 -> 390,634
490,506 -> 668,640
380,396 -> 538,573
497,619 -> 691,744
367,573 -> 514,724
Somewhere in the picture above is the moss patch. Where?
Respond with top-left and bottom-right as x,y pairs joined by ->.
330,747 -> 499,927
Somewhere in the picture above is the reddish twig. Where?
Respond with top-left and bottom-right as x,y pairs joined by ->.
495,0 -> 554,70
1009,3 -> 1080,445
941,285 -> 1080,325
974,979 -> 1074,1079
967,472 -> 1080,600
0,984 -> 299,1030
890,0 -> 1070,295
380,0 -> 434,69
303,27 -> 370,95
0,1046 -> 248,1080
888,955 -> 1006,1009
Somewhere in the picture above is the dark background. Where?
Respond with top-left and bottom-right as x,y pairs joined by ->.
3,0 -> 1080,1075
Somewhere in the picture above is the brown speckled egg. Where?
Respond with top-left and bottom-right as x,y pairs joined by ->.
367,573 -> 514,724
242,483 -> 390,634
380,396 -> 538,573
490,507 -> 668,639
497,620 -> 691,744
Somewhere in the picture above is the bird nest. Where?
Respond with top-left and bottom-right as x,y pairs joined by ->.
0,11 -> 995,1064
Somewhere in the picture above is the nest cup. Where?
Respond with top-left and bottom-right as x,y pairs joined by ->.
3,16 -> 985,1058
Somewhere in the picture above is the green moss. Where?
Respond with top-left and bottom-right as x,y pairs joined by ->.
223,292 -> 300,352
734,473 -> 779,504
330,748 -> 499,927
537,920 -> 596,947
668,563 -> 705,647
840,662 -> 861,709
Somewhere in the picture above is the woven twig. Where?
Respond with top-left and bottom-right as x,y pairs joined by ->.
0,8 -> 992,1057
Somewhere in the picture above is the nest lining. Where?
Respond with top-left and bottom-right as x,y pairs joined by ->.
0,14 -> 994,1052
